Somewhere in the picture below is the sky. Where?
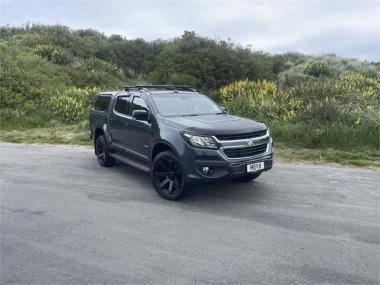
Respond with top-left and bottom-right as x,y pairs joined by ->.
1,0 -> 379,61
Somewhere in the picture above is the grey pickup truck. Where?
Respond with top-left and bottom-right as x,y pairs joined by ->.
90,85 -> 273,200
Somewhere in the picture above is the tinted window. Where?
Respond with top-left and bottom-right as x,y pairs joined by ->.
131,97 -> 148,112
114,96 -> 131,115
94,95 -> 111,111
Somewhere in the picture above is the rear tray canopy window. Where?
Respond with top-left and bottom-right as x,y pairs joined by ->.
94,95 -> 111,112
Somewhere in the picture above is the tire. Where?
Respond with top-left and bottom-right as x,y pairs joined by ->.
233,172 -> 262,182
151,151 -> 188,200
94,135 -> 115,167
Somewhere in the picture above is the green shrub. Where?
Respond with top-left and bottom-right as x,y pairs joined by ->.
47,95 -> 85,124
304,60 -> 331,77
269,122 -> 379,149
219,77 -> 379,149
0,41 -> 72,110
269,122 -> 380,149
285,75 -> 380,127
33,44 -> 70,64
45,87 -> 101,124
55,87 -> 101,108
0,107 -> 56,130
218,79 -> 300,122
75,57 -> 119,74
71,58 -> 124,87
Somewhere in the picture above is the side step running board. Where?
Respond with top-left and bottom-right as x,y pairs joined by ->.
109,153 -> 151,172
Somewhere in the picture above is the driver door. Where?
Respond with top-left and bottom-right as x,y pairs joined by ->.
125,96 -> 152,160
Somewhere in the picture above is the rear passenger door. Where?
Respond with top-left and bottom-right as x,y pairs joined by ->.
109,95 -> 132,148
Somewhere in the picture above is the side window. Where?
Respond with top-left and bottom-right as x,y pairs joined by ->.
94,95 -> 111,112
114,96 -> 131,115
131,96 -> 148,112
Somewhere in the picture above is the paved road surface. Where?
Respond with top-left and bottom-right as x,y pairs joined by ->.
1,143 -> 379,284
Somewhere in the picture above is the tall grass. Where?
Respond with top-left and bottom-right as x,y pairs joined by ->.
219,75 -> 380,150
269,122 -> 379,150
0,87 -> 100,130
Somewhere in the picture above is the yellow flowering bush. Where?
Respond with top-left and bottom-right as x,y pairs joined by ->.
219,79 -> 300,121
33,44 -> 69,64
304,60 -> 330,77
45,87 -> 101,124
287,74 -> 380,125
47,95 -> 85,124
55,86 -> 102,107
341,73 -> 380,102
218,74 -> 380,128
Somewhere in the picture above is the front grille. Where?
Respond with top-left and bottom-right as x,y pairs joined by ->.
223,143 -> 267,158
216,130 -> 267,141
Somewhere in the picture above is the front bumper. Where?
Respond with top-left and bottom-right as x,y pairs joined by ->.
182,138 -> 273,182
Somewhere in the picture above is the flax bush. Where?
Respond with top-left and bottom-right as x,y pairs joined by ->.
218,75 -> 380,149
219,79 -> 300,122
47,95 -> 85,124
288,74 -> 380,127
304,60 -> 331,77
33,44 -> 70,64
45,87 -> 102,124
55,86 -> 102,108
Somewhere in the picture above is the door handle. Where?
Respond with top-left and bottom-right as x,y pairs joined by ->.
123,122 -> 129,126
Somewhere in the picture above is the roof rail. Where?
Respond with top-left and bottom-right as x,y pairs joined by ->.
123,85 -> 196,92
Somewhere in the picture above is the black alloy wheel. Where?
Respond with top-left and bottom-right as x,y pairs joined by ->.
151,151 -> 187,200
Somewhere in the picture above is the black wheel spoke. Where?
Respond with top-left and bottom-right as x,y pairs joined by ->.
168,180 -> 174,193
159,177 -> 171,188
96,138 -> 104,155
173,177 -> 179,190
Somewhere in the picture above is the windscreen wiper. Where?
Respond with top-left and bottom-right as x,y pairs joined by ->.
182,114 -> 199,117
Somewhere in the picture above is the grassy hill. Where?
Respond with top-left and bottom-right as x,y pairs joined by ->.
1,24 -> 379,166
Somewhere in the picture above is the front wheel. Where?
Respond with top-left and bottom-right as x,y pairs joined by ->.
151,151 -> 188,200
233,172 -> 262,182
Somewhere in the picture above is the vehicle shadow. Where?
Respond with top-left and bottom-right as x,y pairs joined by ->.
173,176 -> 279,224
86,157 -> 278,218
86,160 -> 153,203
185,180 -> 271,203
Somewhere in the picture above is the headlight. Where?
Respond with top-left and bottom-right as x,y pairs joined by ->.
181,132 -> 218,149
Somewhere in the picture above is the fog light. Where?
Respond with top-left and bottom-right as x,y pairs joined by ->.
202,166 -> 210,174
201,166 -> 214,175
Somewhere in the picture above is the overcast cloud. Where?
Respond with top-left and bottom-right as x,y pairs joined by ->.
1,0 -> 379,60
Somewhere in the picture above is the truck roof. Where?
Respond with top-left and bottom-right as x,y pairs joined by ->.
100,85 -> 198,97
123,85 -> 196,92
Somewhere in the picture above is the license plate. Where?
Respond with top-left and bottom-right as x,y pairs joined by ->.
247,162 -> 264,173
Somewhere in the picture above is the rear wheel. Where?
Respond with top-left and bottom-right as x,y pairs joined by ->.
233,172 -> 262,182
151,151 -> 188,200
95,135 -> 115,167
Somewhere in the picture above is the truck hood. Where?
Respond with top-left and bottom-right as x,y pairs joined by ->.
163,114 -> 267,135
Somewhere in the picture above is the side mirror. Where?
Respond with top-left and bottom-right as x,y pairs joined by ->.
132,110 -> 149,121
220,107 -> 228,113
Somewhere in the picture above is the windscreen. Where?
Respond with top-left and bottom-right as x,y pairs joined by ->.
151,94 -> 222,117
